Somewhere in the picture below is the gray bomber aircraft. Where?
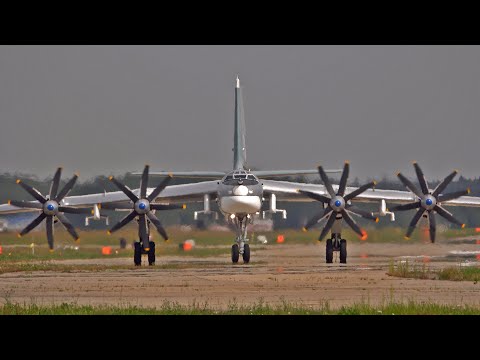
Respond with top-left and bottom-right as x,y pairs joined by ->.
1,77 -> 480,265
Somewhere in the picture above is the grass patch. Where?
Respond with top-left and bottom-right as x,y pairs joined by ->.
387,260 -> 433,280
437,267 -> 480,281
0,226 -> 476,250
388,260 -> 480,281
1,299 -> 479,315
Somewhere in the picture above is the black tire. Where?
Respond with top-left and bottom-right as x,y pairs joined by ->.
148,241 -> 156,265
134,242 -> 142,266
339,239 -> 347,264
231,244 -> 239,263
326,239 -> 333,263
242,244 -> 250,264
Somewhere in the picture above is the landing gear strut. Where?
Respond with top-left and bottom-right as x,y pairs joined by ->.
230,215 -> 251,264
326,233 -> 347,264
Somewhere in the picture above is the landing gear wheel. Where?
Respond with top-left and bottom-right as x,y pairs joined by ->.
340,239 -> 347,264
231,244 -> 239,263
326,239 -> 333,263
148,241 -> 156,265
242,244 -> 250,264
134,242 -> 142,266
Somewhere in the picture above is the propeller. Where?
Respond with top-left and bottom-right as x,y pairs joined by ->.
299,161 -> 378,241
105,165 -> 186,250
9,167 -> 91,250
391,162 -> 469,243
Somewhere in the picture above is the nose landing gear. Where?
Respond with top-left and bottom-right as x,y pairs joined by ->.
230,215 -> 251,264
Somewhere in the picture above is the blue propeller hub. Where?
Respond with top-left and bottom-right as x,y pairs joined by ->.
421,195 -> 436,210
43,200 -> 59,215
330,196 -> 345,212
135,199 -> 150,214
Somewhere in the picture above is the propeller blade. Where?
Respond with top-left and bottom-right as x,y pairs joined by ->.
337,161 -> 350,196
437,189 -> 470,203
56,213 -> 79,240
19,213 -> 46,237
389,202 -> 421,212
46,215 -> 54,250
50,167 -> 62,199
346,205 -> 379,221
138,214 -> 150,250
59,206 -> 93,214
341,209 -> 364,237
147,175 -> 173,202
100,203 -> 133,210
297,190 -> 331,203
397,173 -> 423,198
318,212 -> 337,241
432,170 -> 458,198
17,180 -> 46,204
108,176 -> 138,203
147,211 -> 168,240
318,166 -> 336,198
303,207 -> 333,231
413,162 -> 429,195
140,165 -> 149,199
55,173 -> 78,202
434,205 -> 464,227
344,181 -> 376,202
151,204 -> 186,211
108,211 -> 137,234
405,208 -> 425,239
8,200 -> 43,209
428,211 -> 436,243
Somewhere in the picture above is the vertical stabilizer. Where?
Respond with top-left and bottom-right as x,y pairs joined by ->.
234,76 -> 247,170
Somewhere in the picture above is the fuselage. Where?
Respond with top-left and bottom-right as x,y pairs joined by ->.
217,169 -> 263,216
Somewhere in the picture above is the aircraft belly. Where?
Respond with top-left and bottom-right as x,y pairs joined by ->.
220,196 -> 261,214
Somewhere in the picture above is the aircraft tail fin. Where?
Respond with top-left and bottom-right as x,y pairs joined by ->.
233,76 -> 247,170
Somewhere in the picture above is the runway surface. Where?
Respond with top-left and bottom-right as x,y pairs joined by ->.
1,240 -> 479,309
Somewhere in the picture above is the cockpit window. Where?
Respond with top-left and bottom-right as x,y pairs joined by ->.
222,171 -> 259,185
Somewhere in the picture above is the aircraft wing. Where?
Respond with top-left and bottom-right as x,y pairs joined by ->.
0,180 -> 220,215
261,179 -> 480,207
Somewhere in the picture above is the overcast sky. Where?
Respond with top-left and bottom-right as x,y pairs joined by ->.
0,45 -> 479,182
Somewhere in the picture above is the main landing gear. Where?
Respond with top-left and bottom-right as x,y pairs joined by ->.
326,233 -> 347,264
134,241 -> 156,266
230,215 -> 251,264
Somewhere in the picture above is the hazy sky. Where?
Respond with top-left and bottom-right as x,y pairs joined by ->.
1,45 -> 479,182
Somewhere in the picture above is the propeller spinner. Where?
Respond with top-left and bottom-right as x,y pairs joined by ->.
391,162 -> 469,243
299,161 -> 378,241
9,167 -> 91,250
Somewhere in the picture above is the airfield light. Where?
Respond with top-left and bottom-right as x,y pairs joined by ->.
102,246 -> 112,255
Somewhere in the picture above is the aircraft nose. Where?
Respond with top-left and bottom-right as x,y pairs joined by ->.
233,185 -> 249,196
